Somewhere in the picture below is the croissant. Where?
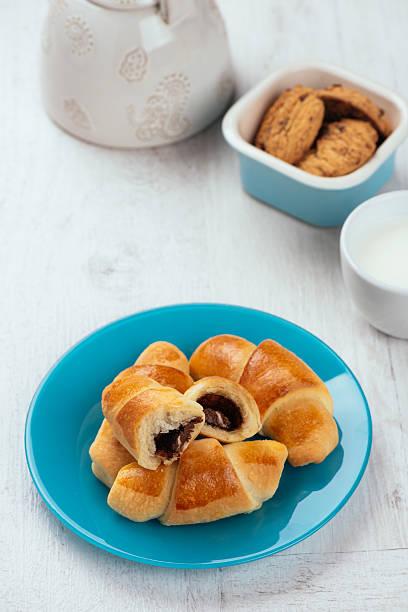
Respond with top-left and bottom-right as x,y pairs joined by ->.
102,371 -> 203,470
89,365 -> 193,488
108,461 -> 178,522
90,418 -> 134,488
190,335 -> 338,467
107,438 -> 288,524
114,363 -> 193,394
135,340 -> 190,375
184,376 -> 261,442
91,342 -> 196,479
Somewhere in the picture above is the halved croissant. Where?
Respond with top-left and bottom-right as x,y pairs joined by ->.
189,335 -> 338,467
108,438 -> 287,524
91,342 -> 199,476
184,376 -> 261,442
102,372 -> 203,470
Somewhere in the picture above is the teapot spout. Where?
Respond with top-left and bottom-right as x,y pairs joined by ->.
160,0 -> 195,24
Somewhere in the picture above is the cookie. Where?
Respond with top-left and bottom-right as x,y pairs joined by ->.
254,85 -> 325,164
297,119 -> 378,177
316,85 -> 392,139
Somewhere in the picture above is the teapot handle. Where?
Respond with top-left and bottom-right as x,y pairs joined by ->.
160,0 -> 195,24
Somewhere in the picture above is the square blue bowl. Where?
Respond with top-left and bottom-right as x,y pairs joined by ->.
222,63 -> 408,227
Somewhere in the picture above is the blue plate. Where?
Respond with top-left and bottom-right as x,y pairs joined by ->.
25,303 -> 371,568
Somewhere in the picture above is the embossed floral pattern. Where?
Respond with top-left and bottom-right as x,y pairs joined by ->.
64,16 -> 94,56
119,47 -> 148,82
127,73 -> 191,142
64,99 -> 91,130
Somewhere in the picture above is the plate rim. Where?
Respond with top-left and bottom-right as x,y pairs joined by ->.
25,302 -> 372,568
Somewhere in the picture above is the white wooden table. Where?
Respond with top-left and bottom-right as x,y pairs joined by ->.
1,1 -> 407,610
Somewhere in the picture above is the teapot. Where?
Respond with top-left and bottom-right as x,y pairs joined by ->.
41,0 -> 234,148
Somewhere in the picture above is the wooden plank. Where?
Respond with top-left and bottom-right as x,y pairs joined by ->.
1,0 -> 408,610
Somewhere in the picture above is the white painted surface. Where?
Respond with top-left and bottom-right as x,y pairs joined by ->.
1,1 -> 407,610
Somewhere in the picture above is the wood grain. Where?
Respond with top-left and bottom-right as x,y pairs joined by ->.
1,0 -> 407,610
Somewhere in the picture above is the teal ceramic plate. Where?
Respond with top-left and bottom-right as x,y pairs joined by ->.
25,303 -> 371,568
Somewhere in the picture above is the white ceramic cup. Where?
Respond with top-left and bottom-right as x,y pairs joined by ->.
340,190 -> 408,339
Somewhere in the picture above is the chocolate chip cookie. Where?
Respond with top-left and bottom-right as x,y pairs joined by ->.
316,85 -> 392,139
254,85 -> 325,164
297,119 -> 378,177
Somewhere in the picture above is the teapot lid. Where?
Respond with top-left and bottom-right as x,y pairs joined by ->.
88,0 -> 158,10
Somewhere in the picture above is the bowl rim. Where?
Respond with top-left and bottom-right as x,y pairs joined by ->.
340,190 -> 408,296
222,61 -> 408,191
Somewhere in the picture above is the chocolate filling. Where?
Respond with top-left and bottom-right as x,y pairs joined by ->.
198,394 -> 243,431
154,417 -> 202,460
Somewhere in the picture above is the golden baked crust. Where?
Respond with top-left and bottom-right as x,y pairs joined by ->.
89,419 -> 134,487
102,373 -> 161,422
189,334 -> 256,382
239,339 -> 338,466
106,438 -> 287,524
102,373 -> 204,470
254,85 -> 325,164
135,341 -> 190,374
262,398 -> 339,467
316,85 -> 392,138
160,438 -> 257,525
91,350 -> 196,478
224,440 -> 287,503
189,335 -> 338,467
239,340 -> 330,420
108,461 -> 177,522
297,119 -> 378,177
114,364 -> 193,393
184,376 -> 261,442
